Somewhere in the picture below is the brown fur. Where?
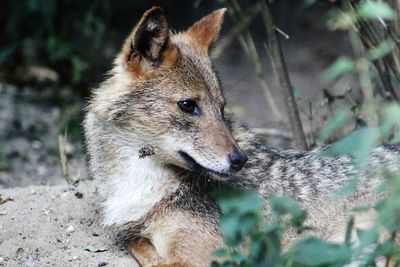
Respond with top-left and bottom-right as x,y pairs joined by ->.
121,7 -> 178,78
184,8 -> 226,55
146,210 -> 223,266
129,238 -> 162,266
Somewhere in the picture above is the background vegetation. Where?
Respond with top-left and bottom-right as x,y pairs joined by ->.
211,0 -> 400,266
1,0 -> 400,266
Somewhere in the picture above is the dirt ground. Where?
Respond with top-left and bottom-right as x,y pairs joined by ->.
0,14 -> 353,266
0,180 -> 139,267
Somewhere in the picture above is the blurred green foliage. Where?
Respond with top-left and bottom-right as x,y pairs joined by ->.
212,0 -> 400,266
0,0 -> 112,142
211,191 -> 305,267
1,0 -> 109,90
212,104 -> 400,265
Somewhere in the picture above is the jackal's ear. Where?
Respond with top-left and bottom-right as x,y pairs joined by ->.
185,8 -> 227,55
121,7 -> 177,73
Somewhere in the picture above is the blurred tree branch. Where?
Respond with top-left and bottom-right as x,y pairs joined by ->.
261,0 -> 308,150
225,0 -> 285,125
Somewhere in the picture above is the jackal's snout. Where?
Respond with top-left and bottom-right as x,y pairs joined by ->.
228,150 -> 248,172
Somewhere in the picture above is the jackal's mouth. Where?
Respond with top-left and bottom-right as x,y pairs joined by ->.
178,151 -> 231,178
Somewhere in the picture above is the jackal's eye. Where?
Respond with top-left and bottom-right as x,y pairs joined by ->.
177,100 -> 200,115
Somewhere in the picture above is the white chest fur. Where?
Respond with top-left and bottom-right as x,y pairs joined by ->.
100,149 -> 180,226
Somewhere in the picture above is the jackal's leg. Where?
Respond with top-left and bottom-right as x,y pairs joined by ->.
147,210 -> 223,267
128,238 -> 161,267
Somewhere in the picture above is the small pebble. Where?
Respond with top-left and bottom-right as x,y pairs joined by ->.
74,192 -> 83,199
72,255 -> 78,260
32,140 -> 42,150
37,166 -> 46,176
92,232 -> 99,237
65,142 -> 76,155
98,261 -> 108,266
0,257 -> 4,263
66,225 -> 75,233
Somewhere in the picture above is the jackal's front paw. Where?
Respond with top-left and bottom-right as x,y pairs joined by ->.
128,238 -> 162,267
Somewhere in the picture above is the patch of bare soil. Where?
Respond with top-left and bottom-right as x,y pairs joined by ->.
0,180 -> 138,267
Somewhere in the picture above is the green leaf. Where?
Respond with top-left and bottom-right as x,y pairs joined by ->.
220,215 -> 242,246
213,248 -> 230,258
84,244 -> 108,252
350,228 -> 380,265
193,0 -> 203,8
356,228 -> 379,248
377,174 -> 400,232
329,177 -> 359,200
302,0 -> 317,9
368,40 -> 396,61
15,247 -> 25,262
71,56 -> 84,83
380,104 -> 400,140
321,127 -> 380,165
357,1 -> 396,20
270,195 -> 302,218
286,237 -> 351,266
351,228 -> 379,261
322,56 -> 355,82
327,11 -> 355,31
213,189 -> 263,214
374,239 -> 399,258
351,205 -> 374,213
0,45 -> 16,64
318,109 -> 351,142
229,251 -> 246,262
239,212 -> 260,235
270,195 -> 308,229
291,86 -> 302,99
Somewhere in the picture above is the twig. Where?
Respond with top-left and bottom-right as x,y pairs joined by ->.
261,0 -> 308,150
58,130 -> 70,184
343,0 -> 377,126
252,127 -> 292,139
384,231 -> 397,267
274,26 -> 290,40
227,0 -> 285,125
357,19 -> 399,101
389,0 -> 400,80
212,3 -> 262,58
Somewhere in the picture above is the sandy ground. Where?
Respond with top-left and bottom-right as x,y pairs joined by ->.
0,180 -> 139,267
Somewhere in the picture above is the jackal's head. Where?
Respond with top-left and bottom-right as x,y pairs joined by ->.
92,7 -> 247,177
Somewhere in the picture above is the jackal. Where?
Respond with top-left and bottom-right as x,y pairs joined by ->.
84,7 -> 400,266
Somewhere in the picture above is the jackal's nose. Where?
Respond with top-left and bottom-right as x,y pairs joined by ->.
228,150 -> 248,172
